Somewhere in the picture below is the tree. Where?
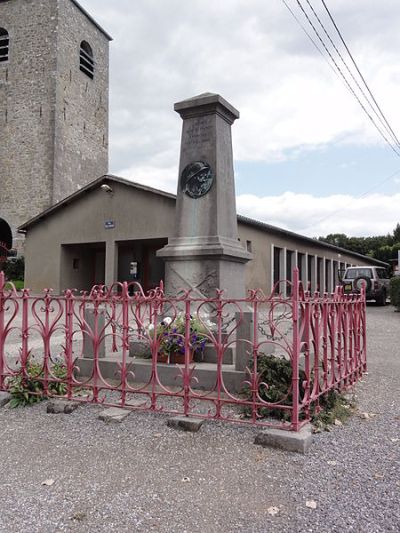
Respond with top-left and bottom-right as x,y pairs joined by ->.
317,223 -> 400,273
393,223 -> 400,244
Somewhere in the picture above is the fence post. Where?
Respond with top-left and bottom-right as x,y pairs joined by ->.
360,286 -> 367,373
0,272 -> 5,389
21,288 -> 30,375
64,290 -> 74,400
120,282 -> 130,406
291,268 -> 300,431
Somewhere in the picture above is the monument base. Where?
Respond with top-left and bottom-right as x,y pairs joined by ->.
162,256 -> 249,299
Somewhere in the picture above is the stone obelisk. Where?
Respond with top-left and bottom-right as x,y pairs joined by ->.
157,93 -> 252,298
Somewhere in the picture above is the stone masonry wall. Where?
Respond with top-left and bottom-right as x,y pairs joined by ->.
0,0 -> 109,250
0,0 -> 58,246
53,0 -> 109,203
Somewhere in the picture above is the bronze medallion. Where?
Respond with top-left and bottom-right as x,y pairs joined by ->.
180,161 -> 214,199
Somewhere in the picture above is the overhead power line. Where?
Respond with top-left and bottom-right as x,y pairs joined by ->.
302,166 -> 400,232
282,0 -> 400,158
293,0 -> 400,157
320,0 -> 400,149
305,0 -> 400,150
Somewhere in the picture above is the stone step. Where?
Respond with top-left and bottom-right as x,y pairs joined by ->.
76,355 -> 247,393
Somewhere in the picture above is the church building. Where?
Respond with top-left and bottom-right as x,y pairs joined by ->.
0,0 -> 111,251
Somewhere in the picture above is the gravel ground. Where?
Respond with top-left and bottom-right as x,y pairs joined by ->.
0,304 -> 398,533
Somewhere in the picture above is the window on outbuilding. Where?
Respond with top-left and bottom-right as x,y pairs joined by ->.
79,40 -> 94,79
0,28 -> 9,62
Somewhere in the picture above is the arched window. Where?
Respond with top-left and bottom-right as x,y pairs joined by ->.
0,28 -> 9,62
79,40 -> 94,79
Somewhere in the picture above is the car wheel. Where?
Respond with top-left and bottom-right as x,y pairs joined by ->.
353,276 -> 372,293
376,289 -> 386,306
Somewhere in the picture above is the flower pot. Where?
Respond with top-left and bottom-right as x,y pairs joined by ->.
169,350 -> 193,364
157,352 -> 169,363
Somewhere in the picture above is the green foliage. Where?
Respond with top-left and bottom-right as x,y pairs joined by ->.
7,360 -> 68,408
5,280 -> 24,290
373,242 -> 400,266
318,224 -> 400,274
393,223 -> 400,243
153,315 -> 208,356
390,276 -> 400,310
312,390 -> 354,430
8,362 -> 44,408
246,355 -> 306,421
3,256 -> 25,281
245,355 -> 354,427
48,362 -> 68,396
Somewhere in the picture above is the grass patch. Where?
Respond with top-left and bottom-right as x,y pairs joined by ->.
12,279 -> 24,290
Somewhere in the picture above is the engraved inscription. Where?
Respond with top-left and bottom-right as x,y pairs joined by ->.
185,118 -> 212,147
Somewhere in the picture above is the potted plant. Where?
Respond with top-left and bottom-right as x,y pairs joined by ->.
155,314 -> 208,364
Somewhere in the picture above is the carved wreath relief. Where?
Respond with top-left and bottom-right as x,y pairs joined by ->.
180,161 -> 214,199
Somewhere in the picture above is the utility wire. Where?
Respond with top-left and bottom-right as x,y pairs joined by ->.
305,0 -> 400,150
281,0 -> 400,226
281,0 -> 373,115
280,0 -> 335,70
303,167 -> 400,231
290,0 -> 400,157
320,0 -> 400,150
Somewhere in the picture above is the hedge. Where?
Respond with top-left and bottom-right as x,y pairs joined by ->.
389,276 -> 400,310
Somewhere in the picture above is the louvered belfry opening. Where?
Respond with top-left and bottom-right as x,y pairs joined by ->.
79,40 -> 94,79
0,28 -> 9,62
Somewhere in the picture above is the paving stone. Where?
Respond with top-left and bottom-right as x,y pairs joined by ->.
125,399 -> 146,408
47,401 -> 79,414
167,416 -> 204,432
254,424 -> 313,454
0,392 -> 11,408
98,407 -> 131,423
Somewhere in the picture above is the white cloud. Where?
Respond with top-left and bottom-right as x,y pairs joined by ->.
236,192 -> 400,237
79,0 -> 400,174
118,164 -> 177,194
77,0 -> 400,239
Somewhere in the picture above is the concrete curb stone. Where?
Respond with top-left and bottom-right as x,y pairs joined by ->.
0,392 -> 11,408
98,407 -> 131,423
167,416 -> 204,432
254,424 -> 313,454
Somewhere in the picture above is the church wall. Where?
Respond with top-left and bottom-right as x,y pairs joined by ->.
52,0 -> 109,203
0,0 -> 110,252
0,0 -> 58,246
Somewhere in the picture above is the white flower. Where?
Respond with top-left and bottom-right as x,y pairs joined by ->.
161,317 -> 172,326
148,324 -> 154,332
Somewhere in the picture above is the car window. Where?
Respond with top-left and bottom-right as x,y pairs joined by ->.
345,268 -> 373,279
376,268 -> 388,279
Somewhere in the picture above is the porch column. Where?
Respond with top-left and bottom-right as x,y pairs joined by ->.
311,255 -> 318,293
281,247 -> 287,297
105,240 -> 118,289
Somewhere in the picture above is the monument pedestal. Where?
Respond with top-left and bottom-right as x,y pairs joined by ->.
162,255 -> 249,299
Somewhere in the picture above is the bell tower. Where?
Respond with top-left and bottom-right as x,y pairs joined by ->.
0,0 -> 111,251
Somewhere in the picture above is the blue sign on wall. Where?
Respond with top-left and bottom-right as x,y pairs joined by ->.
104,220 -> 115,229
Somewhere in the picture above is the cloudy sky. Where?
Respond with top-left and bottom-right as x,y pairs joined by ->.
80,0 -> 400,238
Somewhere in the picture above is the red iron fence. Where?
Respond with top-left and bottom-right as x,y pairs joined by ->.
0,269 -> 366,431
